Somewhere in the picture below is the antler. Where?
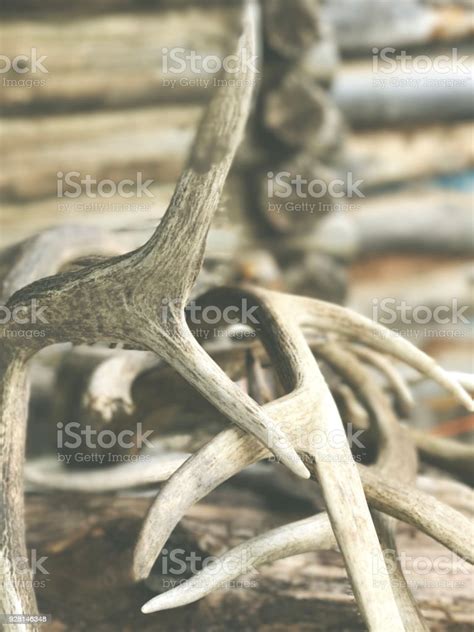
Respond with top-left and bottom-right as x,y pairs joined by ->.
136,286 -> 473,630
0,3 -> 319,627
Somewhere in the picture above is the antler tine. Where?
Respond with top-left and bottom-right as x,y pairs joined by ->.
142,513 -> 336,614
138,285 -> 408,631
146,327 -> 310,481
348,343 -> 415,416
139,289 -> 472,625
133,397 -> 293,581
319,340 -> 474,483
314,342 -> 427,630
315,341 -> 416,474
25,453 -> 189,493
292,294 -> 473,410
360,467 -> 474,563
136,0 -> 260,300
141,459 -> 474,615
0,225 -> 123,303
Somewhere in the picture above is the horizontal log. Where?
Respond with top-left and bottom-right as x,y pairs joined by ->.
0,105 -> 201,202
2,12 -> 470,125
332,56 -> 474,128
345,122 -> 474,189
2,95 -> 471,206
25,483 -> 474,630
0,8 -> 244,114
322,0 -> 474,53
314,188 -> 474,260
2,0 -> 471,53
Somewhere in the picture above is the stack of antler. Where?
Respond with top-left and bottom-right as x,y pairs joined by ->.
0,3 -> 472,631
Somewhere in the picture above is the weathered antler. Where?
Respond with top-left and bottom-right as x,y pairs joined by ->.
0,4 -> 320,627
136,286 -> 472,630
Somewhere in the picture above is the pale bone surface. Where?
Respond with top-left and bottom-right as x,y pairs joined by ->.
0,2 -> 472,631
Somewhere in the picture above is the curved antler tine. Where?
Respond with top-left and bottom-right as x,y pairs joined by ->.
82,350 -> 159,422
349,343 -> 415,416
25,454 -> 189,493
316,341 -> 416,473
142,513 -> 336,614
447,371 -> 474,393
333,382 -> 370,428
137,0 -> 261,300
223,288 -> 408,632
291,295 -> 473,411
152,326 -> 310,480
408,429 -> 474,485
0,225 -> 122,303
0,351 -> 39,622
133,425 -> 266,581
371,512 -> 430,632
359,467 -> 474,563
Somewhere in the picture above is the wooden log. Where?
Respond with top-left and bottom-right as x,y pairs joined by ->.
0,105 -> 201,202
345,122 -> 474,190
0,8 -> 243,114
314,188 -> 474,260
263,71 -> 345,148
332,57 -> 474,128
262,0 -> 320,59
24,483 -> 474,630
1,109 -> 471,211
322,0 -> 474,53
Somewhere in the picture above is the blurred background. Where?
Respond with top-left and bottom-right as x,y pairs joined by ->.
0,0 -> 473,629
1,0 -> 472,427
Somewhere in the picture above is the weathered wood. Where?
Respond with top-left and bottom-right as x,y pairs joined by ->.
0,9 -> 242,114
2,112 -> 471,205
23,478 -> 474,630
345,123 -> 474,190
322,0 -> 474,52
333,58 -> 474,128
